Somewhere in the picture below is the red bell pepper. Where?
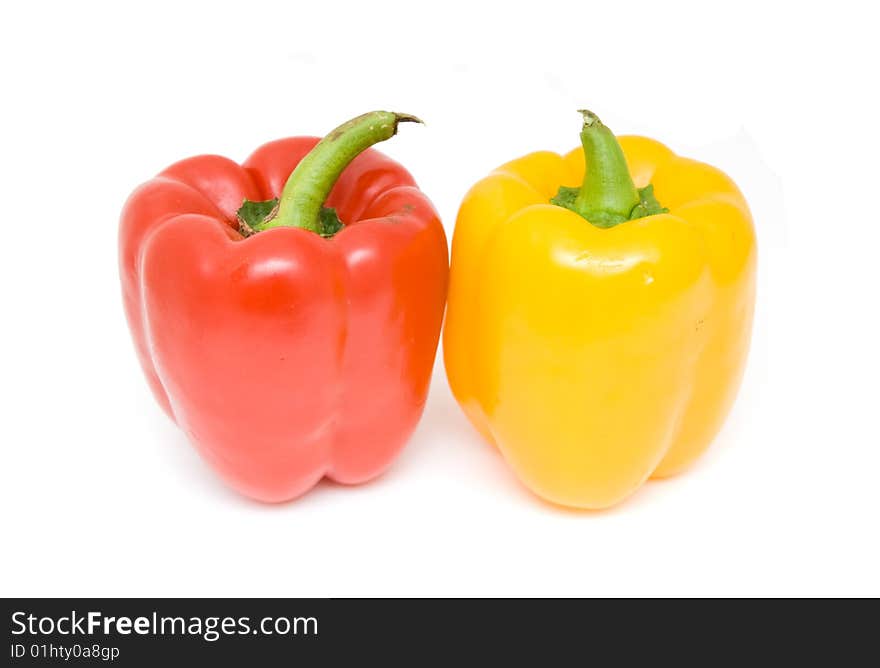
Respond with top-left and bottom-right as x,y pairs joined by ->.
119,111 -> 448,502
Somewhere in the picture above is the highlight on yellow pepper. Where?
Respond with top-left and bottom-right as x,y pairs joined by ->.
443,110 -> 756,509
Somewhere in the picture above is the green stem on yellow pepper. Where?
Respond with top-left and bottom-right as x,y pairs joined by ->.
572,110 -> 640,222
551,110 -> 668,229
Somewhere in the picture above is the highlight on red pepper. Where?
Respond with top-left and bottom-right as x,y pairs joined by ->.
119,111 -> 449,502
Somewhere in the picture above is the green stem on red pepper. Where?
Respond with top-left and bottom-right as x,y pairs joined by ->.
238,111 -> 422,238
551,110 -> 668,229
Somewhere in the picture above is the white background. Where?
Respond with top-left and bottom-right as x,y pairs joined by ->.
1,1 -> 878,597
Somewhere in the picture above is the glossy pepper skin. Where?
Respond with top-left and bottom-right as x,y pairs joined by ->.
444,113 -> 756,509
120,112 -> 448,502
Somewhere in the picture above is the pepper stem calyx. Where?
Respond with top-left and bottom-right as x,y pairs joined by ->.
237,111 -> 422,238
550,110 -> 668,228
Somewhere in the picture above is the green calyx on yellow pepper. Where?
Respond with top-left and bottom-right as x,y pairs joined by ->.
551,110 -> 668,227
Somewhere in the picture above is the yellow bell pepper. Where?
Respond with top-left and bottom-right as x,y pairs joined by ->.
443,111 -> 756,509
